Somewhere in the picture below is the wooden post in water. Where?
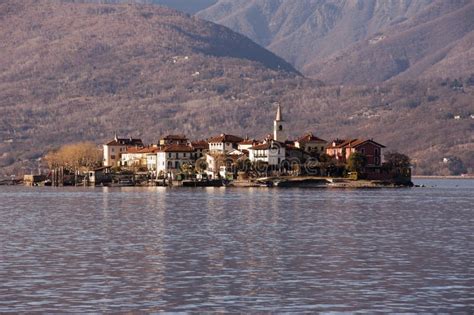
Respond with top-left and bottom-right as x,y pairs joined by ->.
59,167 -> 64,187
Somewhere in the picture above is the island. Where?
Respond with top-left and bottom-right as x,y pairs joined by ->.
29,104 -> 412,188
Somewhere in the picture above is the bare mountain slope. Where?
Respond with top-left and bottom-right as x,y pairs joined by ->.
197,0 -> 474,83
308,2 -> 474,84
71,0 -> 217,14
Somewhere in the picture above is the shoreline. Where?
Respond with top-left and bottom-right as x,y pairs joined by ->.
6,175 -> 474,188
413,175 -> 474,180
37,176 -> 416,189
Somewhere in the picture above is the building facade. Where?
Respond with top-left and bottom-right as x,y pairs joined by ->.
248,140 -> 286,166
295,133 -> 328,154
103,135 -> 144,167
326,139 -> 385,166
159,135 -> 189,146
156,144 -> 195,175
208,134 -> 243,153
191,140 -> 209,159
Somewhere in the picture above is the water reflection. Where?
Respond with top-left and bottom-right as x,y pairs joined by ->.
0,181 -> 473,312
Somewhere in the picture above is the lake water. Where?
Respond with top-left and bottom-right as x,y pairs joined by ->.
0,179 -> 473,312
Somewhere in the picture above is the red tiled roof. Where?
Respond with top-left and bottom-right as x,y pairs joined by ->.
326,139 -> 345,149
297,133 -> 327,143
208,134 -> 243,143
160,144 -> 194,153
239,139 -> 256,145
191,140 -> 209,150
123,147 -> 159,154
329,139 -> 386,149
138,147 -> 160,154
105,138 -> 143,146
352,139 -> 386,148
249,143 -> 271,150
249,140 -> 286,150
285,144 -> 306,152
124,147 -> 144,154
161,135 -> 188,141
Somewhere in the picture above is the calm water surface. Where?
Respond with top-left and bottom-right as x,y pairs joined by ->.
0,179 -> 473,312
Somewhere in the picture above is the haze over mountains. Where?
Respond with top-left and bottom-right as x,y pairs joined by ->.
0,0 -> 473,176
73,0 -> 217,14
197,0 -> 474,84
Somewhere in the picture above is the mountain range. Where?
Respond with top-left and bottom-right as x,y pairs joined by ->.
76,0 -> 474,84
197,0 -> 474,84
0,0 -> 472,176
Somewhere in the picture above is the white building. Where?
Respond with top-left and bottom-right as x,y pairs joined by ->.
120,147 -> 145,168
191,140 -> 209,159
208,134 -> 243,153
248,140 -> 286,166
147,153 -> 157,171
205,152 -> 242,179
205,153 -> 220,179
238,139 -> 257,152
156,144 -> 195,175
103,135 -> 144,167
121,147 -> 159,169
227,149 -> 246,157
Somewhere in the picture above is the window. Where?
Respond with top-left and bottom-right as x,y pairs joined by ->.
168,153 -> 171,158
111,155 -> 116,159
183,153 -> 187,157
279,125 -> 283,131
112,148 -> 115,153
375,148 -> 379,155
375,157 -> 380,165
360,148 -> 365,154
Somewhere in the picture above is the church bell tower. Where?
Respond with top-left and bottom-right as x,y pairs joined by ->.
273,104 -> 286,142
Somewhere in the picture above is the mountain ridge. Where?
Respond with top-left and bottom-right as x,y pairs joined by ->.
197,0 -> 474,84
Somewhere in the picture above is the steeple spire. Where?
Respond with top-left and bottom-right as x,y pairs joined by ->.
275,104 -> 283,121
273,104 -> 286,142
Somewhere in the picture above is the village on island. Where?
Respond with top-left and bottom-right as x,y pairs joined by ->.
32,104 -> 412,188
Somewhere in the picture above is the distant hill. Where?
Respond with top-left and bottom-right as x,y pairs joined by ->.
70,0 -> 217,14
0,0 -> 472,177
152,0 -> 216,14
197,0 -> 474,84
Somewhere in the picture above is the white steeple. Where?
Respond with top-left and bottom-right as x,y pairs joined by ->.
273,104 -> 286,142
276,103 -> 282,121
